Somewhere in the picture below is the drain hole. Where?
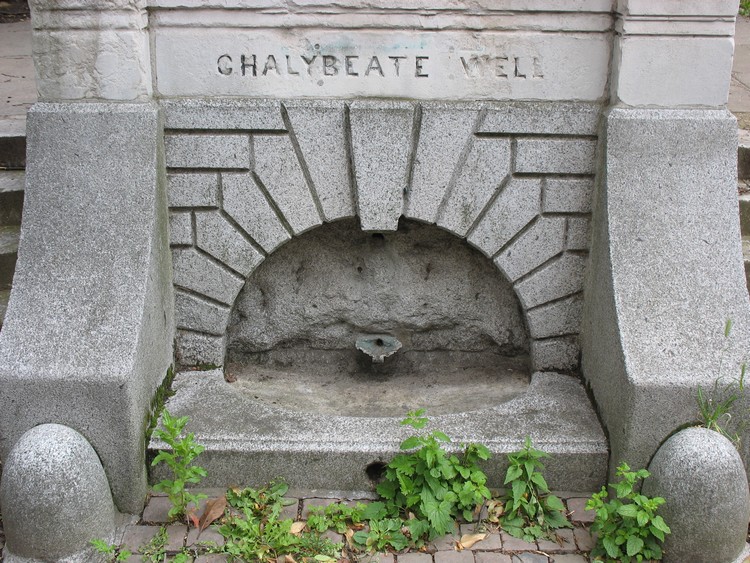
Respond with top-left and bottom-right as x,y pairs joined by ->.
375,338 -> 384,346
371,233 -> 385,240
365,461 -> 387,482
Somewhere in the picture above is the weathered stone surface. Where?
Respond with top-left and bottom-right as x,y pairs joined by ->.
467,177 -> 541,258
172,247 -> 244,305
0,103 -> 173,514
479,102 -> 601,136
253,134 -> 322,235
195,211 -> 264,276
283,100 -> 353,222
0,424 -> 116,561
165,134 -> 250,170
526,294 -> 582,339
530,337 -> 579,372
643,427 -> 750,563
162,99 -> 285,130
176,330 -> 226,367
514,253 -> 586,309
169,211 -> 193,246
495,217 -> 566,281
349,102 -> 413,231
566,217 -> 590,250
405,105 -> 479,224
221,172 -> 291,253
543,178 -> 594,214
167,173 -> 219,208
437,137 -> 512,237
515,139 -> 597,175
174,290 -> 231,336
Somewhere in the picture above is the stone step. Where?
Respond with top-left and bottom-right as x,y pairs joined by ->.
0,118 -> 26,169
0,170 -> 24,226
0,224 -> 19,290
150,369 -> 609,493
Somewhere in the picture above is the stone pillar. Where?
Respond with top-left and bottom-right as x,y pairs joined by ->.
0,0 -> 172,516
582,0 -> 750,478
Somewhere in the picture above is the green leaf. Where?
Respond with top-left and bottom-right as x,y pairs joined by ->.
617,503 -> 638,518
545,495 -> 564,511
504,465 -> 523,484
432,431 -> 451,443
627,535 -> 644,556
603,535 -> 621,558
400,436 -> 422,450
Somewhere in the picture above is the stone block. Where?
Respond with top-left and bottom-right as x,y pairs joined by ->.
458,525 -> 502,550
222,172 -> 291,253
531,337 -> 579,372
536,528 -> 575,552
169,211 -> 193,246
526,294 -> 583,339
174,290 -> 231,336
349,102 -> 413,231
195,211 -> 264,276
438,137 -> 512,237
643,427 -> 750,563
405,105 -> 479,224
165,134 -> 250,170
434,550 -> 475,563
140,497 -> 172,524
0,103 -> 173,514
467,177 -> 541,258
172,247 -> 244,305
566,498 -> 595,524
543,178 -> 593,214
494,217 -> 566,281
566,218 -> 590,251
475,553 -> 512,563
500,531 -> 536,551
176,330 -> 226,366
162,99 -> 285,130
0,424 -> 116,561
479,102 -> 601,136
122,525 -> 160,550
283,101 -> 354,222
573,527 -> 595,551
515,138 -> 597,175
253,134 -> 322,235
167,173 -> 220,209
514,253 -> 587,309
396,553 -> 432,563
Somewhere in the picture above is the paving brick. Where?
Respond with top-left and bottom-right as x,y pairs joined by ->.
194,554 -> 230,562
166,524 -> 188,551
549,555 -> 588,563
280,498 -> 300,520
368,554 -> 395,563
122,525 -> 161,552
165,134 -> 250,170
222,171 -> 291,253
431,530 -> 461,551
536,529 -> 576,553
475,552 -> 513,563
467,177 -> 541,258
195,210 -> 264,276
515,139 -> 596,175
253,133 -> 322,235
494,217 -> 565,281
573,527 -> 595,552
510,554 -> 548,562
543,178 -> 593,214
566,499 -> 595,524
397,552 -> 434,563
169,211 -> 193,246
142,497 -> 173,523
284,101 -> 354,222
301,497 -> 341,519
435,550 -> 475,563
438,137 -> 511,237
168,172 -> 220,208
500,532 -> 537,552
350,102 -> 413,231
526,294 -> 583,339
172,247 -> 244,305
459,525 -> 502,551
406,107 -> 478,224
186,527 -> 226,548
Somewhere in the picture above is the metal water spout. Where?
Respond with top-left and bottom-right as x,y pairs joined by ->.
355,334 -> 402,363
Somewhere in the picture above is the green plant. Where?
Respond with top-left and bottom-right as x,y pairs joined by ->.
306,501 -> 367,534
151,409 -> 207,521
741,0 -> 750,17
696,319 -> 748,448
375,409 -> 492,540
218,482 -> 341,562
352,517 -> 411,552
139,526 -> 168,562
498,437 -> 571,542
90,539 -> 132,562
586,463 -> 671,563
145,366 -> 176,446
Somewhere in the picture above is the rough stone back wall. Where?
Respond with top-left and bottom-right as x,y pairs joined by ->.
163,99 -> 600,372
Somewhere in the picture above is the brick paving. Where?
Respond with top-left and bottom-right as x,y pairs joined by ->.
0,489 -> 597,562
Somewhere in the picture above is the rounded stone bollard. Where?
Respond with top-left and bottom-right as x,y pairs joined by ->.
0,424 -> 116,561
642,426 -> 750,563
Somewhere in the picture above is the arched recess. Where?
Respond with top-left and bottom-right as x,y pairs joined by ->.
162,98 -> 599,372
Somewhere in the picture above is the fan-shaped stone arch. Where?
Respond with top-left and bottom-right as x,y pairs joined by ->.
163,98 -> 599,372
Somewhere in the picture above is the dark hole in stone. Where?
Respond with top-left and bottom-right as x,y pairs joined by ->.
375,338 -> 384,346
371,233 -> 385,240
366,461 -> 387,482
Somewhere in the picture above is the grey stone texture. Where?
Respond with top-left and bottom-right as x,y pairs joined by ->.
283,100 -> 354,222
176,330 -> 226,367
530,337 -> 580,372
495,217 -> 566,281
478,102 -> 601,136
165,134 -> 250,170
169,211 -> 193,246
514,253 -> 587,309
174,290 -> 231,335
643,428 -> 750,563
0,103 -> 174,514
172,247 -> 244,306
221,171 -> 291,253
543,178 -> 594,214
167,173 -> 219,208
581,108 -> 750,479
526,294 -> 583,339
195,211 -> 264,277
437,137 -> 512,237
0,424 -> 116,561
349,101 -> 413,231
162,99 -> 285,131
565,218 -> 590,250
515,139 -> 597,175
